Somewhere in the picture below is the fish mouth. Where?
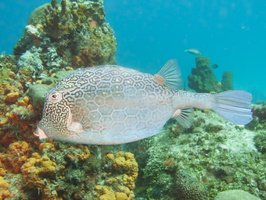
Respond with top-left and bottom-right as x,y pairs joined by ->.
34,127 -> 48,139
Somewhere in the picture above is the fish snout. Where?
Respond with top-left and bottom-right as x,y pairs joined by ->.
34,127 -> 48,139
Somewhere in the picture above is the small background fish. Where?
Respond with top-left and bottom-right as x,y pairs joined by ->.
184,48 -> 202,55
212,64 -> 219,69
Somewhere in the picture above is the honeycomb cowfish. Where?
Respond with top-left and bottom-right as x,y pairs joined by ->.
35,60 -> 253,144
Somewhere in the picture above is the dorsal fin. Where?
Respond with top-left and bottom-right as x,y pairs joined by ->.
153,59 -> 181,90
173,107 -> 194,128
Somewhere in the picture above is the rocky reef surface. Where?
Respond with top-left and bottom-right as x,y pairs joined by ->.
127,109 -> 266,199
0,0 -> 265,199
0,141 -> 138,199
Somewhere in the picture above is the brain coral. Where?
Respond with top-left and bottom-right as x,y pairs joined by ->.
174,170 -> 208,200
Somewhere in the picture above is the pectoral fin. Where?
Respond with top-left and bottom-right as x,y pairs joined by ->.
67,109 -> 87,133
68,122 -> 85,133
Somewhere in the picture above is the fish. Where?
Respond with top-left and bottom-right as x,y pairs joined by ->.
212,64 -> 219,69
184,48 -> 202,55
34,60 -> 253,145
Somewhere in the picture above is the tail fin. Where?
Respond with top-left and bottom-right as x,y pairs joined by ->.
212,90 -> 253,125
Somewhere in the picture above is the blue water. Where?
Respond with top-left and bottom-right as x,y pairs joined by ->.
0,0 -> 265,102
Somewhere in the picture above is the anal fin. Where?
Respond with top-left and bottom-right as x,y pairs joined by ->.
173,107 -> 194,128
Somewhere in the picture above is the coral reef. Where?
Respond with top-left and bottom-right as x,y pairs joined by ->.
188,56 -> 219,93
105,152 -> 138,190
174,170 -> 208,200
0,140 -> 138,199
0,0 -> 265,199
25,69 -> 75,110
247,103 -> 266,130
251,103 -> 266,154
253,103 -> 266,120
14,0 -> 116,81
254,131 -> 266,154
0,57 -> 37,147
188,56 -> 233,93
0,141 -> 32,174
94,151 -> 138,199
0,176 -> 15,199
0,1 -> 128,199
21,152 -> 57,199
126,110 -> 265,199
0,0 -> 117,147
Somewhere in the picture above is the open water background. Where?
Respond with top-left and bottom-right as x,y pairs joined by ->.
0,0 -> 265,102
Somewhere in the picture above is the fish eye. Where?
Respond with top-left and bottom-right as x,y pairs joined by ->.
52,93 -> 57,99
48,92 -> 62,101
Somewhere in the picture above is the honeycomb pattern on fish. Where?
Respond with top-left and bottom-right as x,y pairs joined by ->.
39,66 -> 176,144
37,62 -> 253,144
